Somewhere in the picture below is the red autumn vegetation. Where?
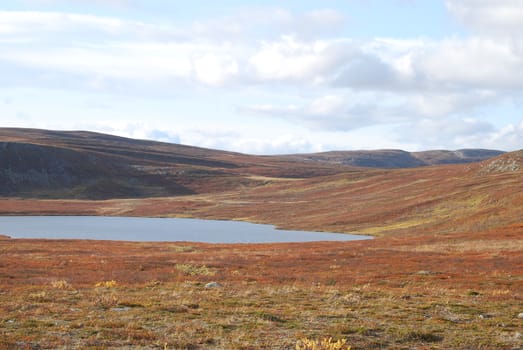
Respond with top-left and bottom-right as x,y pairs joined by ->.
0,129 -> 521,349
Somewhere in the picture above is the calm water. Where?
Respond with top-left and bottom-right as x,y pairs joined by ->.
0,216 -> 371,243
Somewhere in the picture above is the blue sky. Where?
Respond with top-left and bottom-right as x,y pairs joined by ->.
2,0 -> 523,154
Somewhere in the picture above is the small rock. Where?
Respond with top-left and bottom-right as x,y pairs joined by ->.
479,314 -> 493,319
205,281 -> 222,289
416,270 -> 431,275
517,312 -> 523,319
111,306 -> 130,312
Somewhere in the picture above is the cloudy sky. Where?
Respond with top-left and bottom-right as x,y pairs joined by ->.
2,0 -> 523,154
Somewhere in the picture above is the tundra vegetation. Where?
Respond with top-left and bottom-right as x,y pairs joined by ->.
1,221 -> 521,349
0,130 -> 521,349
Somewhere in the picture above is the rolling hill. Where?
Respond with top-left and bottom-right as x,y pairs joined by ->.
0,128 -> 352,198
0,127 -> 506,199
293,148 -> 505,168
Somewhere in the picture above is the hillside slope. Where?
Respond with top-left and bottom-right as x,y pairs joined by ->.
81,150 -> 518,238
0,128 -> 504,199
0,128 -> 352,198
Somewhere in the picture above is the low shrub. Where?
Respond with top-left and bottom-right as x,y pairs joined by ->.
296,337 -> 350,350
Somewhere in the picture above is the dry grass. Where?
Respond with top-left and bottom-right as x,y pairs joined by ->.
2,278 -> 520,349
0,234 -> 521,349
391,238 -> 523,253
175,264 -> 216,276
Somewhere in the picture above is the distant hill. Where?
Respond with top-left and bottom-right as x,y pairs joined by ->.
0,127 -> 506,199
291,149 -> 505,168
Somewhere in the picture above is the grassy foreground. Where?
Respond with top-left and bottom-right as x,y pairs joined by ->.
1,226 -> 521,349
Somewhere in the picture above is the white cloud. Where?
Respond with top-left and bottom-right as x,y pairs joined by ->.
393,116 -> 523,151
72,120 -> 181,144
2,6 -> 523,153
483,119 -> 523,150
242,93 -> 407,131
334,53 -> 402,90
421,37 -> 523,89
244,95 -> 349,120
230,134 -> 324,155
0,11 -> 194,86
0,11 -> 131,36
293,9 -> 345,39
249,36 -> 353,83
196,133 -> 324,155
446,0 -> 523,36
192,7 -> 344,41
192,52 -> 239,86
406,90 -> 499,117
304,9 -> 344,26
308,95 -> 346,116
0,43 -> 193,81
19,0 -> 131,6
4,9 -> 522,95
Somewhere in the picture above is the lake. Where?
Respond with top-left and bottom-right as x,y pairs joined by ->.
0,216 -> 371,243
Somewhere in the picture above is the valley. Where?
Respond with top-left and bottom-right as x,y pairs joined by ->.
0,128 -> 521,349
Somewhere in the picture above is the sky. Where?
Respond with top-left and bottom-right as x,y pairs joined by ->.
1,0 -> 523,154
